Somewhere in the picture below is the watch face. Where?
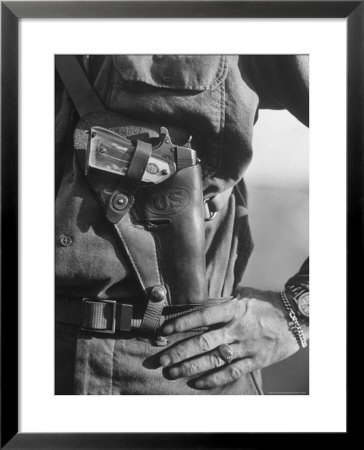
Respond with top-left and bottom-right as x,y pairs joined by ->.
298,293 -> 309,317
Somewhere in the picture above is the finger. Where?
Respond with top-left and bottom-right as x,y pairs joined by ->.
163,300 -> 236,335
167,343 -> 244,379
193,358 -> 256,390
159,329 -> 227,367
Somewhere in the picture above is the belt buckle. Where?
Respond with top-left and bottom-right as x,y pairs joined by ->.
81,298 -> 117,334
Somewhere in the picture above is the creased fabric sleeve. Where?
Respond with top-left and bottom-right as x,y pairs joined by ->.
241,55 -> 309,127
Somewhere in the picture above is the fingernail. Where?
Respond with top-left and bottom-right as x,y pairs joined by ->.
163,324 -> 174,335
160,355 -> 172,367
168,367 -> 181,379
194,380 -> 206,389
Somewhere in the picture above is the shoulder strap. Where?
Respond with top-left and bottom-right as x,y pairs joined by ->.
55,55 -> 106,117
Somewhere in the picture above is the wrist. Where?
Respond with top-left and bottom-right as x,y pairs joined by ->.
284,277 -> 309,324
279,290 -> 308,349
284,287 -> 309,324
283,287 -> 309,341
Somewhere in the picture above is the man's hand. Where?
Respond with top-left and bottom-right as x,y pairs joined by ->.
159,287 -> 307,389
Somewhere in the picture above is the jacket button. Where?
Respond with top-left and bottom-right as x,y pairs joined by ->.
59,234 -> 73,247
150,285 -> 167,303
162,70 -> 173,84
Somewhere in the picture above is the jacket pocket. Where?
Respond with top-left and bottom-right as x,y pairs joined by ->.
112,55 -> 228,91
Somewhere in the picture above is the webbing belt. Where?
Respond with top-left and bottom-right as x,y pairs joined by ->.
55,297 -> 217,335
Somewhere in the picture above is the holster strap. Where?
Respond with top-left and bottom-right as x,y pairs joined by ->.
84,146 -> 164,300
127,140 -> 153,191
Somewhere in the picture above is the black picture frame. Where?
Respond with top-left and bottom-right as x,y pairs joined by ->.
1,1 -> 360,447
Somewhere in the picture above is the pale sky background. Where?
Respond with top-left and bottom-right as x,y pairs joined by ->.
244,109 -> 309,394
247,109 -> 309,191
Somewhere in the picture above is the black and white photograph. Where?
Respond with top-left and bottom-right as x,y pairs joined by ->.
2,0 -> 357,443
55,54 -> 309,395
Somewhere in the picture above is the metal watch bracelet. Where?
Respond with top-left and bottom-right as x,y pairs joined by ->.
280,290 -> 307,349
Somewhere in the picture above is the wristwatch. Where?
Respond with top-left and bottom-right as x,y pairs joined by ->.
285,284 -> 309,320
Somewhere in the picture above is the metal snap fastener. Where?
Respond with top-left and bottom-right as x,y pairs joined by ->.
112,193 -> 129,211
60,234 -> 73,247
150,285 -> 166,303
